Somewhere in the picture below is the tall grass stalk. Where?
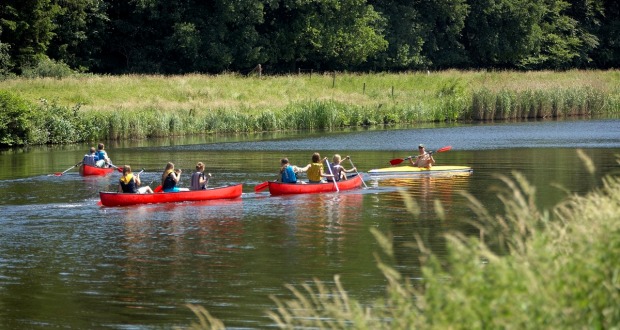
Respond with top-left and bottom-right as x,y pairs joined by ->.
186,154 -> 620,328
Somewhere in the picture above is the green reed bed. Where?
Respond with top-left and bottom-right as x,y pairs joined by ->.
1,70 -> 619,145
468,87 -> 614,120
183,156 -> 620,329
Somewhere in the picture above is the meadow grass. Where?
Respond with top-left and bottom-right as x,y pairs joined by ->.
4,70 -> 618,113
182,154 -> 620,329
2,70 -> 619,143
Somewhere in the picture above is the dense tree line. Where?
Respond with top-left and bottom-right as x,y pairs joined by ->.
1,0 -> 618,76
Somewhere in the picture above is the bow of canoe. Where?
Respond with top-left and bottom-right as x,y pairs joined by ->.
267,174 -> 363,195
99,184 -> 243,207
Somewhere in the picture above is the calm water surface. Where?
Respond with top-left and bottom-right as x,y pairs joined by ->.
0,119 -> 619,328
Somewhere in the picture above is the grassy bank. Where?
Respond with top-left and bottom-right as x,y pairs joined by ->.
2,70 -> 620,145
184,156 -> 620,329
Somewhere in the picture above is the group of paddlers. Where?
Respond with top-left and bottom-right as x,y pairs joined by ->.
81,143 -> 112,168
87,143 -> 434,194
278,144 -> 434,184
278,152 -> 357,184
80,144 -> 211,194
117,162 -> 212,194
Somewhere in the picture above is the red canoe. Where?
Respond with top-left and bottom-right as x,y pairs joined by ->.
267,175 -> 363,195
99,184 -> 243,207
80,164 -> 118,176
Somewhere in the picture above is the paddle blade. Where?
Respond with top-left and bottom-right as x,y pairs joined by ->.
389,158 -> 405,166
54,172 -> 63,176
254,181 -> 269,193
436,146 -> 452,153
153,185 -> 163,193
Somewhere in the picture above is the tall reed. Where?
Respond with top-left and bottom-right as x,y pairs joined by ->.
467,87 -> 609,120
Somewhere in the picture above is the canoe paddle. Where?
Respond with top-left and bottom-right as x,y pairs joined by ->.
389,146 -> 452,166
108,163 -> 123,173
254,181 -> 269,193
346,156 -> 367,188
325,157 -> 339,192
54,161 -> 82,176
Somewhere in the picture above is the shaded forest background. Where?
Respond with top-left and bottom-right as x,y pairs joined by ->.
1,0 -> 619,76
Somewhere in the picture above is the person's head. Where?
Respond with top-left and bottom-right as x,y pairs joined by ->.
89,147 -> 96,154
280,158 -> 290,172
332,154 -> 342,164
312,152 -> 321,163
98,143 -> 105,150
195,162 -> 205,171
165,162 -> 175,171
418,144 -> 425,153
122,165 -> 132,175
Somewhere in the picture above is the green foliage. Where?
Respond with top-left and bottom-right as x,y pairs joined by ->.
519,0 -> 599,70
38,99 -> 83,144
0,42 -> 13,77
467,86 -> 611,120
370,1 -> 427,70
0,91 -> 37,146
0,0 -> 60,73
1,0 -> 619,73
416,0 -> 470,68
465,0 -> 546,67
21,57 -> 76,78
48,0 -> 109,72
1,71 -> 618,146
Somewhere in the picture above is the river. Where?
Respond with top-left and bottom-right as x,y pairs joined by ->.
0,118 -> 619,328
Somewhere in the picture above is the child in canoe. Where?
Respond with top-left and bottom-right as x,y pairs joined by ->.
327,154 -> 356,182
119,165 -> 153,194
190,162 -> 211,190
278,158 -> 307,183
161,162 -> 190,192
305,152 -> 334,183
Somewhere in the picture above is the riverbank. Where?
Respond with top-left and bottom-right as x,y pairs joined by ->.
2,70 -> 619,145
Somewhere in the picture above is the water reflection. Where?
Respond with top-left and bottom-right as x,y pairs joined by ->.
367,174 -> 475,279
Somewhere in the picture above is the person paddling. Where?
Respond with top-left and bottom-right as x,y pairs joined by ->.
327,154 -> 356,182
161,162 -> 189,192
409,144 -> 435,169
190,162 -> 211,190
305,152 -> 334,183
118,165 -> 153,194
278,158 -> 307,183
95,143 -> 111,168
82,147 -> 98,166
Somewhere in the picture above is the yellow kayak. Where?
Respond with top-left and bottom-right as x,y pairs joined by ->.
368,165 -> 473,176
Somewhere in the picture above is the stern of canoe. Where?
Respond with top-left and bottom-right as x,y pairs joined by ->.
80,164 -> 115,176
